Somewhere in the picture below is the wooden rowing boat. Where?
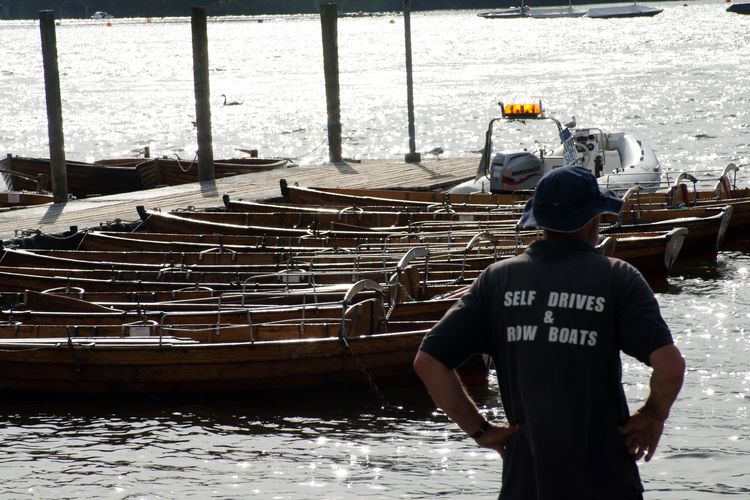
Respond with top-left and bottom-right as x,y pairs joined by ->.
602,205 -> 732,258
0,246 -> 512,277
0,277 -> 491,394
280,181 -> 508,211
0,155 -> 293,199
0,330 -> 427,394
0,154 -> 143,198
135,157 -> 293,189
3,285 -> 456,324
279,179 -> 531,207
0,287 -> 360,306
183,204 -> 522,228
137,206 -> 398,239
609,228 -> 686,285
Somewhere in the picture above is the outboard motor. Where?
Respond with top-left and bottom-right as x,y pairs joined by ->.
490,152 -> 544,193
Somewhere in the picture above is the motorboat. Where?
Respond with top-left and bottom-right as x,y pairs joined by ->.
90,11 -> 113,20
585,3 -> 663,18
449,101 -> 662,195
727,2 -> 750,14
478,5 -> 531,18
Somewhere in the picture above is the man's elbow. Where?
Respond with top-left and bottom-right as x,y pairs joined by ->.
674,351 -> 686,380
652,343 -> 686,383
413,350 -> 430,380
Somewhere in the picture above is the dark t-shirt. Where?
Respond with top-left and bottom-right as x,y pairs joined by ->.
420,238 -> 673,500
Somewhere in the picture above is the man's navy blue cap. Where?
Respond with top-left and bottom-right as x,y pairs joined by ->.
519,166 -> 623,232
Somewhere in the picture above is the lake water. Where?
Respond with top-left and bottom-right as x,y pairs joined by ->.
1,2 -> 749,498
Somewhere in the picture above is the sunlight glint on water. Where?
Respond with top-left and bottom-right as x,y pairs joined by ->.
0,3 -> 749,498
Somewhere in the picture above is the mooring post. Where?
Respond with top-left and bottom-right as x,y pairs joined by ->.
403,0 -> 420,164
320,3 -> 343,164
191,6 -> 215,181
38,10 -> 68,203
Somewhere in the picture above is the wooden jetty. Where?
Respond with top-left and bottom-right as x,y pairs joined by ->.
0,157 -> 478,242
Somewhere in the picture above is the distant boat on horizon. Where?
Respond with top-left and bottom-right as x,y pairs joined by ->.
478,0 -> 585,19
90,11 -> 114,20
530,3 -> 586,18
585,2 -> 663,18
726,1 -> 750,14
478,1 -> 663,19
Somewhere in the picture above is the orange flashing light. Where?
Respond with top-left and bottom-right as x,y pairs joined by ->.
501,102 -> 542,118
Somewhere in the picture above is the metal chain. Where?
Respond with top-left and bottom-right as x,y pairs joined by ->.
339,336 -> 387,408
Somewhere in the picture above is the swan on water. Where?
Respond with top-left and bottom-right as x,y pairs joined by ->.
221,94 -> 243,106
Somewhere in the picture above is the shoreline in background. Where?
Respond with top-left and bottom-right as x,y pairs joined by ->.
0,0 -> 661,20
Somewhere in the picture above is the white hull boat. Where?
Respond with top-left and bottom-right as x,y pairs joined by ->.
478,6 -> 530,18
449,101 -> 662,195
585,3 -> 663,18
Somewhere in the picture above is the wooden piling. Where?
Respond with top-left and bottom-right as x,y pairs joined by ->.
403,0 -> 420,164
320,4 -> 343,164
38,10 -> 68,203
191,6 -> 215,181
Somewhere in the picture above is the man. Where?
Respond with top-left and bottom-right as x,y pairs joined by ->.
414,166 -> 685,499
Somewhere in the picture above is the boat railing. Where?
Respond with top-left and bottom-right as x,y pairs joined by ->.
156,265 -> 193,280
198,246 -> 237,263
240,270 -> 312,293
463,230 -> 520,262
41,285 -> 86,299
338,206 -> 364,216
156,304 -> 330,343
659,163 -> 743,190
406,219 -> 519,236
172,285 -> 216,297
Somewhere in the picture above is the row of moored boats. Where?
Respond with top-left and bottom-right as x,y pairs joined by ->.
0,159 -> 746,396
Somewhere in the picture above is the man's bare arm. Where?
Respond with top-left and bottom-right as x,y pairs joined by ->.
619,343 -> 685,461
414,350 -> 518,455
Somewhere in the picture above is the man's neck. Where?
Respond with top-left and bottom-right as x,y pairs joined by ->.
542,220 -> 599,247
